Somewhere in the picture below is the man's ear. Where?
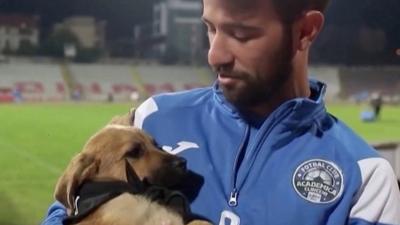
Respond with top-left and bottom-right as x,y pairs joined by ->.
54,153 -> 99,210
295,10 -> 325,51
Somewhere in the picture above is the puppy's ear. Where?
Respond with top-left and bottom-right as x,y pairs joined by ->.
108,108 -> 135,126
54,153 -> 99,210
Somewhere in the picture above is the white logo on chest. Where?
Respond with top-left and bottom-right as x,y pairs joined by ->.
293,159 -> 344,204
162,141 -> 199,155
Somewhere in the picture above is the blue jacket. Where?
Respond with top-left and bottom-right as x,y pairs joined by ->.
42,80 -> 400,225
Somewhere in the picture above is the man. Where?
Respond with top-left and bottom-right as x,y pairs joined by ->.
42,0 -> 400,224
370,92 -> 383,119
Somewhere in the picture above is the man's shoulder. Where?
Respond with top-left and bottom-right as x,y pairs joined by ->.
134,87 -> 213,128
153,86 -> 213,107
326,119 -> 380,161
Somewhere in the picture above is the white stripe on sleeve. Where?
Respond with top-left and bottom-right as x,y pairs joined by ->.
350,157 -> 400,225
133,97 -> 158,129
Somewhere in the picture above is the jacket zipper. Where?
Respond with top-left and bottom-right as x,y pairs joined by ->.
229,188 -> 239,206
229,108 -> 294,207
229,124 -> 250,207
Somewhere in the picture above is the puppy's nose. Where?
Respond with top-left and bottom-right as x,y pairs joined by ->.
173,157 -> 187,170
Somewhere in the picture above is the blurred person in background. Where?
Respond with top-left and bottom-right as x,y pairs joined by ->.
370,91 -> 383,119
42,0 -> 400,224
12,87 -> 22,103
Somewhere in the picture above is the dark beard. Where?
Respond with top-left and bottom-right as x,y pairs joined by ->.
219,28 -> 294,110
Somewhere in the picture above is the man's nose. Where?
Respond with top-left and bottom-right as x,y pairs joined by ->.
208,33 -> 234,69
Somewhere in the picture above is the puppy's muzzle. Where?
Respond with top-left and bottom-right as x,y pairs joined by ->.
152,155 -> 188,187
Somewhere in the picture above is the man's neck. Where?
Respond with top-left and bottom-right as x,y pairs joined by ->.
248,58 -> 310,117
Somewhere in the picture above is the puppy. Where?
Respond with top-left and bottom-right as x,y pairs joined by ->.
54,123 -> 211,225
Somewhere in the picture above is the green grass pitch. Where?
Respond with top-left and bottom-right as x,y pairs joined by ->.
0,102 -> 399,225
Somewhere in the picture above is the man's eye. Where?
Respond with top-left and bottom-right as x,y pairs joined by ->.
207,27 -> 216,35
203,23 -> 215,33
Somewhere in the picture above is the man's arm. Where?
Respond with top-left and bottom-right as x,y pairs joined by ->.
349,158 -> 400,225
41,201 -> 67,225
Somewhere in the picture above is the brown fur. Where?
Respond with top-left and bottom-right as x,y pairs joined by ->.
108,109 -> 134,126
54,121 -> 211,225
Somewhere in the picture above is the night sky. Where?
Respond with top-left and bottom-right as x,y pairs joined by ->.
0,0 -> 399,64
0,0 -> 153,40
1,0 -> 399,38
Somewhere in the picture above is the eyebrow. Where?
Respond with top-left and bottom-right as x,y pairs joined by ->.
201,17 -> 261,32
202,17 -> 264,38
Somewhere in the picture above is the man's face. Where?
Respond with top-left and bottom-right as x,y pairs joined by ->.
202,0 -> 294,110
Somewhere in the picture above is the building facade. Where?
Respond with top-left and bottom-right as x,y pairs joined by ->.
54,16 -> 106,49
0,14 -> 40,53
135,0 -> 207,64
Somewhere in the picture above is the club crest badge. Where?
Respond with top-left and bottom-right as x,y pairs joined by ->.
293,159 -> 343,204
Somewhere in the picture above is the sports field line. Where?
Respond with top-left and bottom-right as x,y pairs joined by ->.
0,141 -> 62,175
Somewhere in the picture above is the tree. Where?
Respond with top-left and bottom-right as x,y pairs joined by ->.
16,40 -> 38,55
40,28 -> 80,57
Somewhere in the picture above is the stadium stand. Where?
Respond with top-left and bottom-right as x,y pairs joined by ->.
134,65 -> 213,96
67,64 -> 214,101
0,62 -> 214,102
339,67 -> 400,103
0,63 -> 66,102
68,64 -> 137,101
1,62 -> 398,104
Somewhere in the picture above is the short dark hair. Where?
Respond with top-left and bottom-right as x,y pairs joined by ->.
272,0 -> 331,23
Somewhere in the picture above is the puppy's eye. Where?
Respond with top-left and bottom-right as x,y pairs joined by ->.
125,146 -> 144,159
